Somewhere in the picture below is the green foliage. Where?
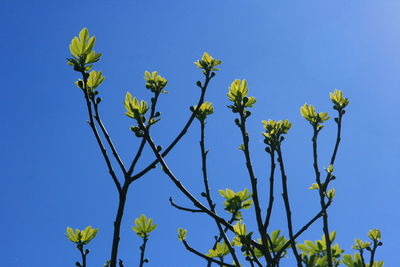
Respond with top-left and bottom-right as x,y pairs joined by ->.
194,52 -> 222,73
309,183 -> 320,190
300,103 -> 330,129
326,164 -> 334,174
65,226 -> 98,245
297,231 -> 344,267
87,70 -> 105,91
342,230 -> 384,267
219,188 -> 252,220
232,222 -> 253,248
342,253 -> 384,267
262,119 -> 292,148
253,230 -> 289,259
352,239 -> 371,250
132,214 -> 157,238
177,228 -> 187,242
368,229 -> 381,242
68,28 -> 102,72
326,188 -> 336,201
227,79 -> 256,113
193,101 -> 214,121
330,89 -> 349,110
144,71 -> 168,93
124,92 -> 149,121
206,242 -> 231,258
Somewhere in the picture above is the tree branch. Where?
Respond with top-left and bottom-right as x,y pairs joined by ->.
200,119 -> 239,266
276,145 -> 302,266
93,101 -> 127,175
312,126 -> 333,267
169,197 -> 204,213
80,71 -> 122,194
264,147 -> 276,232
238,113 -> 272,264
129,72 -> 214,182
182,240 -> 236,267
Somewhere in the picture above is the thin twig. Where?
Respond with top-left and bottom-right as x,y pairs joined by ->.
139,236 -> 148,267
127,92 -> 161,176
80,71 -> 122,194
200,119 -> 239,265
264,147 -> 276,231
129,72 -> 214,182
138,121 -> 242,266
182,240 -> 236,267
93,102 -> 127,175
169,197 -> 204,213
238,113 -> 272,264
275,201 -> 331,259
369,240 -> 379,266
77,244 -> 87,267
276,145 -> 302,266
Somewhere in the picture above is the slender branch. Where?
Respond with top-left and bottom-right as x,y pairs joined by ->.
266,234 -> 277,260
360,249 -> 366,267
138,121 -> 242,266
238,113 -> 272,264
80,71 -> 122,194
249,249 -> 263,267
369,240 -> 379,266
129,72 -> 214,182
329,113 -> 343,166
312,126 -> 333,267
169,197 -> 204,213
182,240 -> 236,267
264,147 -> 276,231
77,244 -> 87,267
128,139 -> 146,176
127,92 -> 161,176
139,236 -> 148,267
276,145 -> 302,266
200,119 -> 239,266
93,101 -> 127,175
212,210 -> 239,246
275,201 -> 332,260
200,120 -> 214,211
246,257 -> 255,267
110,182 -> 129,267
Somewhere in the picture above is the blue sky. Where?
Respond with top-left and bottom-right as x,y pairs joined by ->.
1,0 -> 399,266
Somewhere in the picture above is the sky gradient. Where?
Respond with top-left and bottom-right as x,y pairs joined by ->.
1,0 -> 399,266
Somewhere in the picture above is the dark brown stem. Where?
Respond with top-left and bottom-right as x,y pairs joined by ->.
129,72 -> 213,182
200,119 -> 239,266
360,249 -> 366,267
93,102 -> 127,175
77,244 -> 87,267
169,197 -> 204,213
110,182 -> 129,267
208,210 -> 240,266
80,71 -> 122,194
312,126 -> 333,267
182,240 -> 236,267
275,201 -> 331,260
138,120 -> 242,266
276,145 -> 302,266
369,240 -> 378,266
138,236 -> 148,267
249,249 -> 263,267
238,113 -> 272,264
264,147 -> 276,231
127,92 -> 161,176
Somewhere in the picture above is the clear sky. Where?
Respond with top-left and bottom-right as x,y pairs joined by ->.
1,0 -> 399,266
